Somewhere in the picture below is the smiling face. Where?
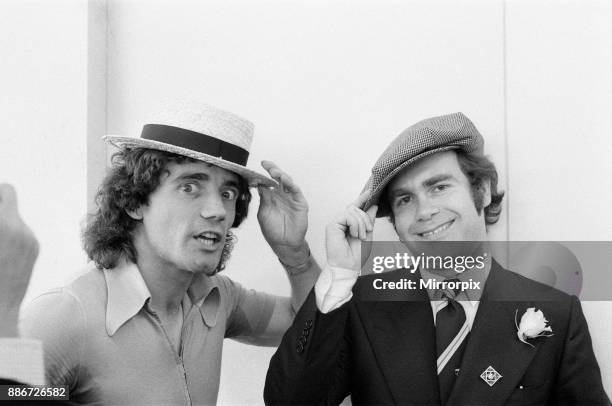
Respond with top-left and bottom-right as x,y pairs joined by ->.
386,151 -> 491,255
129,161 -> 240,276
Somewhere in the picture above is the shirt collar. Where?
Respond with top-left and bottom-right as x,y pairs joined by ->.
187,273 -> 220,328
104,260 -> 152,336
104,261 -> 222,336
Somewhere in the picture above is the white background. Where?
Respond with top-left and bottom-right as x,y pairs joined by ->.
1,0 -> 611,403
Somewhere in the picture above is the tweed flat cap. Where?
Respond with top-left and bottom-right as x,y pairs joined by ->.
361,112 -> 484,217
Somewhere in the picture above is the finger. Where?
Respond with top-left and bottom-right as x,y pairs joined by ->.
361,206 -> 377,263
365,204 -> 378,223
344,211 -> 362,239
261,161 -> 286,189
261,161 -> 294,184
276,175 -> 299,196
348,205 -> 373,232
279,180 -> 308,209
346,209 -> 368,240
0,183 -> 18,214
268,168 -> 290,183
278,174 -> 300,195
352,190 -> 372,208
257,186 -> 274,206
260,160 -> 278,173
261,161 -> 303,196
348,206 -> 371,239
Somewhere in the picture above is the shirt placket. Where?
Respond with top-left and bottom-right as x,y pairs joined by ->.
145,305 -> 194,406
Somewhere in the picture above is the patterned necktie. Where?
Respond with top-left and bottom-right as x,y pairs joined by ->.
435,279 -> 470,405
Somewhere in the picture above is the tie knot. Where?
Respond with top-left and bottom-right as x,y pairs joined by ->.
440,278 -> 461,301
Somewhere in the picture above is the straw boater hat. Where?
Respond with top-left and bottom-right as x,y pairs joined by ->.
103,101 -> 276,187
361,112 -> 484,217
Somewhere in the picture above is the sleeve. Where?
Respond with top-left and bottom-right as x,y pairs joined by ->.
18,289 -> 86,389
0,338 -> 44,385
280,252 -> 321,314
314,265 -> 359,313
553,296 -> 611,406
264,289 -> 352,405
220,253 -> 321,347
221,276 -> 285,346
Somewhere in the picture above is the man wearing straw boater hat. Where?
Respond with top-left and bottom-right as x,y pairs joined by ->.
19,101 -> 320,405
265,113 -> 609,405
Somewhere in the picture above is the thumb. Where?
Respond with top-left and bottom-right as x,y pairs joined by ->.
365,204 -> 378,224
0,183 -> 19,215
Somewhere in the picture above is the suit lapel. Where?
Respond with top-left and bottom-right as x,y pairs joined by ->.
356,269 -> 440,405
446,262 -> 540,406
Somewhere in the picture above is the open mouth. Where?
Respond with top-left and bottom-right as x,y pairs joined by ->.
194,231 -> 222,247
417,219 -> 454,239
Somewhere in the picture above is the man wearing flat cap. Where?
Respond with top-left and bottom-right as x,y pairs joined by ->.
264,113 -> 610,405
18,101 -> 320,405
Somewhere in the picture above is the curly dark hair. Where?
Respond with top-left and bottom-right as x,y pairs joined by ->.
382,149 -> 504,226
82,148 -> 251,270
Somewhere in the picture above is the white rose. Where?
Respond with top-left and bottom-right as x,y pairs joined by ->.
515,307 -> 553,346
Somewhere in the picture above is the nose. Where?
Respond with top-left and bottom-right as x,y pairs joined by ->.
415,196 -> 440,222
199,193 -> 227,222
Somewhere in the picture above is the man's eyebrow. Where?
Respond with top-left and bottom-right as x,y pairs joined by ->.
173,172 -> 210,182
173,171 -> 240,188
388,174 -> 456,199
388,186 -> 413,200
223,179 -> 240,189
422,174 -> 455,188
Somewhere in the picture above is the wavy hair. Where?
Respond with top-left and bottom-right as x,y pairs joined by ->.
455,149 -> 504,225
82,148 -> 251,270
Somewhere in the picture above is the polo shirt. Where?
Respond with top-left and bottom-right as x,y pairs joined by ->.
20,260 -> 287,405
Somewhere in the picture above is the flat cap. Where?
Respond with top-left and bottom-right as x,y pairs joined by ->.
361,112 -> 484,217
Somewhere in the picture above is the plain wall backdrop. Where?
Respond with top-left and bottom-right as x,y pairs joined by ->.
2,0 -> 611,404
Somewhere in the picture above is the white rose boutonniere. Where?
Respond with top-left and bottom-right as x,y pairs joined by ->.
515,308 -> 553,347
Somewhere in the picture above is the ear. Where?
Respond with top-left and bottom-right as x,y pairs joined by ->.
479,179 -> 492,209
126,206 -> 143,220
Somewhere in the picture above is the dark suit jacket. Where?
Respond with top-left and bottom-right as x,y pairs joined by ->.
265,262 -> 610,405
